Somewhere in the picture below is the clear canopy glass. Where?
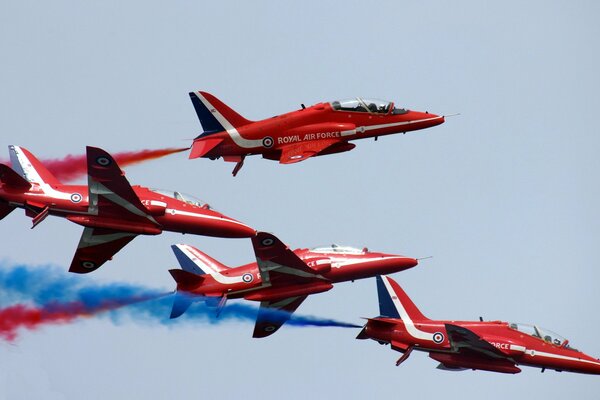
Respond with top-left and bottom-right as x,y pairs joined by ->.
311,244 -> 365,255
150,188 -> 211,209
509,323 -> 573,348
330,98 -> 393,114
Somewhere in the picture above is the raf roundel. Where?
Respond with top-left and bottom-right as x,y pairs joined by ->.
70,193 -> 82,203
95,156 -> 112,166
81,261 -> 96,269
262,136 -> 274,148
264,325 -> 276,332
242,273 -> 254,283
433,332 -> 445,344
261,237 -> 274,246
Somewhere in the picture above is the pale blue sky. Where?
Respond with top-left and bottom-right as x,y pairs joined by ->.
1,1 -> 599,399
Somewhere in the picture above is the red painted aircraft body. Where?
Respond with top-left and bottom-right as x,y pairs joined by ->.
187,91 -> 446,175
168,232 -> 418,337
0,145 -> 255,273
357,276 -> 600,375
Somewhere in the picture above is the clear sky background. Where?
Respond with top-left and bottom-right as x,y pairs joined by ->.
1,1 -> 599,399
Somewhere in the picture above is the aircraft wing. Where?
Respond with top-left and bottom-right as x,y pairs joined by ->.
445,323 -> 510,359
252,295 -> 308,338
252,232 -> 326,286
69,227 -> 137,273
278,139 -> 341,164
86,146 -> 159,227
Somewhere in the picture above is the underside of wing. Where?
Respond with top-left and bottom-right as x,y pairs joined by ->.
252,295 -> 308,338
436,324 -> 521,373
86,146 -> 159,228
278,139 -> 341,164
445,324 -> 508,358
252,232 -> 325,286
69,227 -> 137,273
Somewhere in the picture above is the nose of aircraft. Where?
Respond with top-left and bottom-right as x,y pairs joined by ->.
374,254 -> 418,273
414,111 -> 445,127
201,211 -> 256,238
217,216 -> 256,238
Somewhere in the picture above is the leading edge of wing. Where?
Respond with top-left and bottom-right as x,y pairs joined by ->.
278,139 -> 341,164
251,232 -> 322,285
252,295 -> 308,338
86,146 -> 157,224
445,323 -> 509,359
69,227 -> 137,273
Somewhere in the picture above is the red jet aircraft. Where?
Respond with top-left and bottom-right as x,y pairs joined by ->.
168,232 -> 418,337
357,275 -> 600,374
0,145 -> 255,273
188,91 -> 446,175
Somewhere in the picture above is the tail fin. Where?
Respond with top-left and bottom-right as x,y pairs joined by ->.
189,91 -> 252,136
9,145 -> 61,186
171,244 -> 229,275
376,275 -> 429,321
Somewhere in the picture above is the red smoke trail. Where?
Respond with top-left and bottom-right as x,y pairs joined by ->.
0,295 -> 161,341
0,147 -> 189,182
47,147 -> 189,182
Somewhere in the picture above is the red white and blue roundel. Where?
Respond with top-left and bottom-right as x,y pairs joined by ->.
261,237 -> 274,246
96,156 -> 112,166
433,332 -> 445,344
242,273 -> 254,283
262,136 -> 274,148
70,193 -> 83,203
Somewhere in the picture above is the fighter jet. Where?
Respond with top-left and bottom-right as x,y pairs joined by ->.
357,275 -> 600,374
188,91 -> 446,175
168,232 -> 418,337
0,145 -> 255,273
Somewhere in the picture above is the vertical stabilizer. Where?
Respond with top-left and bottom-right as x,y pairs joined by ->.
9,145 -> 61,186
171,244 -> 229,275
376,275 -> 429,321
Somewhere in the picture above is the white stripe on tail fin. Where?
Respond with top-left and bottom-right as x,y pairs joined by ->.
171,244 -> 229,275
377,275 -> 429,322
9,145 -> 61,186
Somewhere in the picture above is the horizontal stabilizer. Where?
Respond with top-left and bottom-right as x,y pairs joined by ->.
0,164 -> 32,191
189,137 -> 224,159
0,201 -> 16,221
169,269 -> 205,287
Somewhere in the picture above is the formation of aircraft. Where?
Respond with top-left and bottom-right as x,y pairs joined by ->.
3,90 -> 595,377
168,231 -> 418,337
356,275 -> 600,375
0,145 -> 255,273
187,91 -> 446,175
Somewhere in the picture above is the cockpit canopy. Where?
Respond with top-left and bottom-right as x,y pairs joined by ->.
509,323 -> 575,349
330,97 -> 408,115
311,244 -> 366,255
150,189 -> 211,209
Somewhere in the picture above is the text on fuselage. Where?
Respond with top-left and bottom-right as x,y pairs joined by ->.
277,131 -> 341,145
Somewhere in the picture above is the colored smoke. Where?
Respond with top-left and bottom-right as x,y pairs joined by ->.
46,147 -> 189,182
0,263 -> 359,341
0,147 -> 189,182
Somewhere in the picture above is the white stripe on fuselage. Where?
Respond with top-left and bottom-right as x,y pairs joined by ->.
523,348 -> 600,367
194,92 -> 264,148
167,208 -> 254,230
361,115 -> 444,133
382,276 -> 434,342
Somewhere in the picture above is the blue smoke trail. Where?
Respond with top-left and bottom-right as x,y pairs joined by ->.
0,263 -> 360,337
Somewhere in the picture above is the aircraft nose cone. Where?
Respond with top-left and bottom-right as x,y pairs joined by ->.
220,218 -> 257,238
377,255 -> 418,273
